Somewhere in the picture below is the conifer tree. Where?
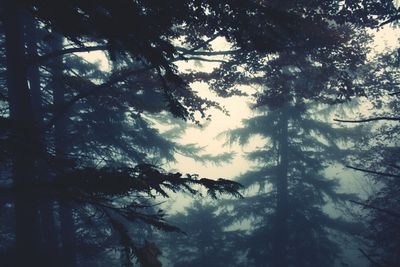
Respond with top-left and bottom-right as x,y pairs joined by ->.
336,48 -> 400,267
202,26 -> 369,267
0,1 -> 397,266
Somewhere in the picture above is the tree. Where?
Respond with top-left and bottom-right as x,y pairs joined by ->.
160,201 -> 242,267
336,48 -> 400,267
210,24 -> 369,267
2,1 -> 40,264
0,3 -> 242,266
0,1 -> 397,266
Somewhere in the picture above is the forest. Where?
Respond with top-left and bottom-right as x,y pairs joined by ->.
0,0 -> 399,266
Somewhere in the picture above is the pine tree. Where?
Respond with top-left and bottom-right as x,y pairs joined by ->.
339,48 -> 400,267
160,201 -> 241,267
2,1 -> 40,264
0,4 -> 243,265
0,1 -> 397,266
216,27 -> 369,267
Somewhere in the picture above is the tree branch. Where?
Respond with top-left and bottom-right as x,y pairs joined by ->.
358,248 -> 385,267
45,34 -> 229,128
183,56 -> 228,63
44,63 -> 158,130
334,117 -> 400,123
349,200 -> 400,219
388,91 -> 400,96
176,47 -> 241,56
379,14 -> 400,27
346,165 -> 400,179
188,34 -> 219,52
31,45 -> 108,64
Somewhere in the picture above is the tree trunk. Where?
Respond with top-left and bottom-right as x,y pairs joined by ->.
25,14 -> 59,266
51,33 -> 77,267
272,106 -> 289,267
3,0 -> 39,264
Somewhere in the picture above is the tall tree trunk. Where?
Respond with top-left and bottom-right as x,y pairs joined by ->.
51,34 -> 77,267
3,0 -> 39,264
272,106 -> 289,267
25,14 -> 59,266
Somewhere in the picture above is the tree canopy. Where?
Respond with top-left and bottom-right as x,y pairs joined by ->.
0,0 -> 399,266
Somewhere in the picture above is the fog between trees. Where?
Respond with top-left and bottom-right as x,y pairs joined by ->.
0,1 -> 399,267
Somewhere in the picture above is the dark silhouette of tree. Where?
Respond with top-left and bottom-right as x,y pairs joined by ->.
2,2 -> 39,265
0,2 -> 242,266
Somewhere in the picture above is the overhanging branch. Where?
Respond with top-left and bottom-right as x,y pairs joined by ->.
31,45 -> 108,64
45,34 -> 231,128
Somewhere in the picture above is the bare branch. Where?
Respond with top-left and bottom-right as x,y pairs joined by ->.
188,34 -> 219,52
176,47 -> 241,56
388,91 -> 400,96
349,200 -> 400,219
31,45 -> 108,64
334,117 -> 400,123
379,14 -> 400,27
346,165 -> 400,179
358,248 -> 385,267
183,56 -> 228,63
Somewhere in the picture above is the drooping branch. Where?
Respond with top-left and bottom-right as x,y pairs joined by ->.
1,163 -> 243,199
346,165 -> 400,179
349,200 -> 400,219
334,117 -> 400,123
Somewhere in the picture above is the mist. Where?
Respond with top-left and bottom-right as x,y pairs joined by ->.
1,1 -> 399,267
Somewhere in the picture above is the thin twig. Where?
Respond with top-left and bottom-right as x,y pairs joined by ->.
31,45 -> 108,64
349,200 -> 400,219
176,47 -> 241,56
358,248 -> 384,267
388,91 -> 400,96
334,117 -> 400,123
346,165 -> 400,179
182,56 -> 228,63
379,14 -> 400,27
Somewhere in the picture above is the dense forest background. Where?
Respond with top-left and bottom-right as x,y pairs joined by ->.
0,1 -> 399,266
